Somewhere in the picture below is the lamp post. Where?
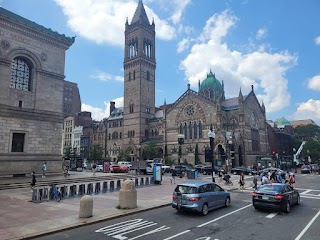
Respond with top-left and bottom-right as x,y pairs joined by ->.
177,134 -> 185,165
227,135 -> 233,174
207,124 -> 215,182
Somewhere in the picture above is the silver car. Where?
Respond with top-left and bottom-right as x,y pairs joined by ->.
172,181 -> 231,216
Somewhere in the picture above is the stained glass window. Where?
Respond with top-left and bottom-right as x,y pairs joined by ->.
10,57 -> 31,91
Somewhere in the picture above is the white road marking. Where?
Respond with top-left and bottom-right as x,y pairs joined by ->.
294,210 -> 320,240
163,230 -> 190,240
300,190 -> 311,194
197,204 -> 252,228
266,213 -> 278,219
301,195 -> 320,200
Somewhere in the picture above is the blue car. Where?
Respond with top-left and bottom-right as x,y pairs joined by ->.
172,181 -> 231,216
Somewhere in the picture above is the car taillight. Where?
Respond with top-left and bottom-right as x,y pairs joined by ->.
172,196 -> 177,200
252,192 -> 257,197
189,197 -> 201,202
274,195 -> 284,199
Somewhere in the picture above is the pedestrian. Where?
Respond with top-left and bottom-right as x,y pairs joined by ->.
41,162 -> 47,178
252,173 -> 258,190
261,173 -> 269,185
218,170 -> 223,182
239,172 -> 245,192
30,171 -> 36,189
289,173 -> 295,188
171,169 -> 176,184
276,173 -> 282,183
259,170 -> 264,183
92,163 -> 97,176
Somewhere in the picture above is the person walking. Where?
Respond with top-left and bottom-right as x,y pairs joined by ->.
92,163 -> 97,176
239,172 -> 245,192
252,173 -> 258,190
30,171 -> 36,189
171,169 -> 176,184
41,162 -> 47,178
261,173 -> 269,185
289,173 -> 296,188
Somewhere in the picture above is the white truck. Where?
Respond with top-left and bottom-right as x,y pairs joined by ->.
131,159 -> 163,174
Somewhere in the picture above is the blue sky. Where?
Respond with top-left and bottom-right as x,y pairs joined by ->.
1,0 -> 320,125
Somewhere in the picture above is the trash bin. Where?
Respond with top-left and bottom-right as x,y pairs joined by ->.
187,170 -> 196,179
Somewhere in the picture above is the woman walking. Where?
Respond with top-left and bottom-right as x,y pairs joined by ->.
239,172 -> 245,192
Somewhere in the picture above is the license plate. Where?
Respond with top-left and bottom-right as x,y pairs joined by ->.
262,196 -> 269,200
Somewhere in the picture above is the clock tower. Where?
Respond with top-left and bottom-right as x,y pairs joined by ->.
123,0 -> 156,146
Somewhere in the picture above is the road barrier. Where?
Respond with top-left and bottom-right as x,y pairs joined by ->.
31,176 -> 154,203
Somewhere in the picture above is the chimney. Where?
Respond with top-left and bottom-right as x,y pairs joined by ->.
110,101 -> 115,114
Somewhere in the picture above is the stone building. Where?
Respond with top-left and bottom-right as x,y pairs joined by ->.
105,1 -> 270,168
63,80 -> 81,117
0,7 -> 74,174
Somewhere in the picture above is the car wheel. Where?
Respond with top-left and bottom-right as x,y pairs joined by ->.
284,201 -> 291,213
297,195 -> 301,205
201,203 -> 209,216
225,197 -> 231,207
254,206 -> 260,210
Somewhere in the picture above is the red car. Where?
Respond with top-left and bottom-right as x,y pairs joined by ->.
111,164 -> 129,173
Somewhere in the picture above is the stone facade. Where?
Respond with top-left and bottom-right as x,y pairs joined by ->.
105,1 -> 270,168
0,7 -> 74,174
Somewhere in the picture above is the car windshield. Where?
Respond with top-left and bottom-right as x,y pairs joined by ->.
175,185 -> 198,194
257,184 -> 282,194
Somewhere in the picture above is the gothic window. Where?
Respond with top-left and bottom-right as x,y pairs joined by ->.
11,57 -> 32,91
147,71 -> 150,81
179,123 -> 183,134
112,132 -> 119,139
129,104 -> 134,113
194,123 -> 197,139
146,108 -> 150,113
251,129 -> 260,152
108,133 -> 111,140
145,129 -> 149,137
120,132 -> 122,139
144,39 -> 152,58
189,122 -> 192,139
199,121 -> 203,138
133,70 -> 136,79
11,133 -> 25,152
128,38 -> 138,58
184,123 -> 188,140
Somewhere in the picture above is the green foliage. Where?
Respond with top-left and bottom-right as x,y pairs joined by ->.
142,142 -> 161,159
194,143 -> 200,165
90,144 -> 104,160
63,147 -> 72,158
301,140 -> 320,162
164,156 -> 174,166
294,125 -> 320,140
117,149 -> 129,161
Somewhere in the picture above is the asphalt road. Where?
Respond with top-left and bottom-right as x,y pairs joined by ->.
34,174 -> 320,240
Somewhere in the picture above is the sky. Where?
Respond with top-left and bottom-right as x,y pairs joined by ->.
1,0 -> 320,125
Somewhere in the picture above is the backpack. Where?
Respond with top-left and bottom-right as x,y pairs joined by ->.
289,175 -> 294,183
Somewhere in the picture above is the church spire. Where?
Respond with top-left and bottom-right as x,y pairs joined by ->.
131,0 -> 150,25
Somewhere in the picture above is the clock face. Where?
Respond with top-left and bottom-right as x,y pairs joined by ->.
184,104 -> 195,117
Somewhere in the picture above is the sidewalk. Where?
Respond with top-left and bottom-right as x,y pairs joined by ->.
0,172 -> 243,240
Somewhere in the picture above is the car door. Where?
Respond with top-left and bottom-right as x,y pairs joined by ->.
286,185 -> 298,203
212,184 -> 225,207
204,184 -> 217,210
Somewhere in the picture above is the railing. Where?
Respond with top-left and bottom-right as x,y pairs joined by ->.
31,176 -> 154,203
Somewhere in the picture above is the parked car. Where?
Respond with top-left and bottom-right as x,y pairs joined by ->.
172,181 -> 231,216
162,165 -> 171,173
174,165 -> 193,177
96,164 -> 103,172
231,167 -> 256,175
262,167 -> 285,177
195,165 -> 205,173
310,164 -> 319,172
111,164 -> 129,173
202,166 -> 220,175
301,165 -> 311,174
252,183 -> 300,213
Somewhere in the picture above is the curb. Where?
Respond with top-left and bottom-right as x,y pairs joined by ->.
20,202 -> 172,240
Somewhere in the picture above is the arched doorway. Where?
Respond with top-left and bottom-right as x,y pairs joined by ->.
216,144 -> 226,167
238,146 -> 243,167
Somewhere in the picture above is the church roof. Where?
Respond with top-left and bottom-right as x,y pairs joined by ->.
275,117 -> 290,127
131,0 -> 150,25
221,97 -> 239,110
199,70 -> 222,91
108,108 -> 123,120
0,7 -> 75,45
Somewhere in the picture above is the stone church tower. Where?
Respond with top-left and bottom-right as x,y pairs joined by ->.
123,0 -> 156,148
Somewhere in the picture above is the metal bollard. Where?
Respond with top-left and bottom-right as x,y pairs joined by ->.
109,181 -> 114,191
135,178 -> 139,187
116,180 -> 121,190
95,182 -> 101,194
103,181 -> 108,192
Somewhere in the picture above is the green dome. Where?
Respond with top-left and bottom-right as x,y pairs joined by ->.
275,117 -> 290,127
199,70 -> 222,91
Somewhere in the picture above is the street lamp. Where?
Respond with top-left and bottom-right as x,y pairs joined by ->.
177,134 -> 185,165
207,124 -> 215,182
227,135 -> 233,173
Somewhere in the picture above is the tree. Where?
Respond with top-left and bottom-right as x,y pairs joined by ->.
194,143 -> 200,165
301,140 -> 320,163
294,125 -> 320,140
63,147 -> 72,158
142,142 -> 161,159
90,144 -> 104,161
117,149 -> 129,161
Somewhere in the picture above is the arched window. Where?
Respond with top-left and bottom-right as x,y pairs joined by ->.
189,122 -> 192,139
184,123 -> 188,140
129,104 -> 134,113
194,123 -> 197,139
179,123 -> 183,134
199,121 -> 203,138
11,57 -> 31,91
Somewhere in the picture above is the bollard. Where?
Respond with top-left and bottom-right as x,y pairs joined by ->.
119,180 -> 137,209
79,195 -> 93,218
95,182 -> 101,194
103,181 -> 108,192
146,177 -> 150,185
140,177 -> 144,186
87,183 -> 93,195
109,181 -> 115,191
116,180 -> 121,190
135,178 -> 139,187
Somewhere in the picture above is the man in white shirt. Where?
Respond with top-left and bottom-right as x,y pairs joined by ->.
262,174 -> 269,185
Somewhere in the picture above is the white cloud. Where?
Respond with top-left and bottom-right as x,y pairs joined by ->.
170,0 -> 191,24
180,10 -> 297,113
314,36 -> 320,46
177,38 -> 191,53
256,28 -> 267,40
292,99 -> 320,125
91,71 -> 124,82
82,97 -> 124,121
307,75 -> 320,91
54,0 -> 176,46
